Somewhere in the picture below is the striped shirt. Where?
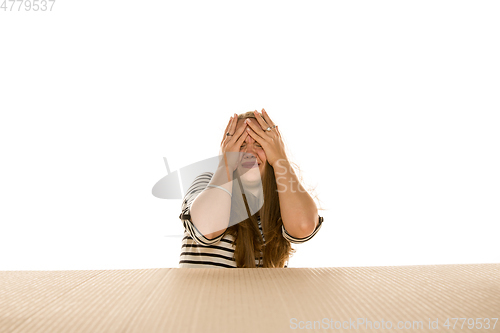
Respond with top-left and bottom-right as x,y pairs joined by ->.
179,172 -> 323,268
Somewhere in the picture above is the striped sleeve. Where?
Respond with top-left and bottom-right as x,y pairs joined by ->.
282,215 -> 324,244
180,171 -> 225,246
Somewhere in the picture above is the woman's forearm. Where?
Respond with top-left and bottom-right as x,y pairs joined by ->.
190,163 -> 233,239
273,159 -> 318,238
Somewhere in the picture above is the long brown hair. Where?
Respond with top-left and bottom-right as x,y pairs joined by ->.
224,111 -> 325,268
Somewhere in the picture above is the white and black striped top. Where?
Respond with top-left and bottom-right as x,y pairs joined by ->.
179,172 -> 323,268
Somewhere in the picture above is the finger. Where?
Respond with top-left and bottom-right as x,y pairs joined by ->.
261,109 -> 280,137
222,115 -> 233,144
235,131 -> 249,164
245,127 -> 265,146
229,114 -> 238,134
246,117 -> 269,142
236,130 -> 249,146
260,108 -> 275,127
224,115 -> 232,132
252,110 -> 269,130
222,115 -> 240,144
229,120 -> 248,144
274,125 -> 281,137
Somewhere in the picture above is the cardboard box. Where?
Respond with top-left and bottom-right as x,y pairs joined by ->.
1,263 -> 499,332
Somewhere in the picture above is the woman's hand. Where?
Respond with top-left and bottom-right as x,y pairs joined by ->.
245,109 -> 288,168
219,114 -> 249,172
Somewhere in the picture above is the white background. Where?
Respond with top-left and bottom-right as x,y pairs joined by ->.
1,1 -> 499,271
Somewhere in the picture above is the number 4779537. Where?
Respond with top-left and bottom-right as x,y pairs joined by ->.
1,0 -> 56,11
443,318 -> 498,330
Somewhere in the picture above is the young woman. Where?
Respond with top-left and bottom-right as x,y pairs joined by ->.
179,109 -> 324,268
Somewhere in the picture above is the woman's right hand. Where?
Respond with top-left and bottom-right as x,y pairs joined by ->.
219,114 -> 249,173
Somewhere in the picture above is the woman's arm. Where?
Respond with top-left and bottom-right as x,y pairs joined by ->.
273,159 -> 318,238
190,162 -> 234,239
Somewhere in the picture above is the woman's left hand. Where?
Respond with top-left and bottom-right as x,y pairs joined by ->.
245,108 -> 288,168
